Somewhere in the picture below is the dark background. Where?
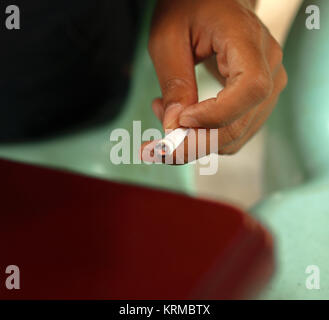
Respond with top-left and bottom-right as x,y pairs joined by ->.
0,0 -> 143,141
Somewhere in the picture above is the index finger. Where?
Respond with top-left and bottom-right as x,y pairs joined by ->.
179,40 -> 273,128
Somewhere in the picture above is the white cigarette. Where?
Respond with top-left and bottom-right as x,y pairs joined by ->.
155,128 -> 190,157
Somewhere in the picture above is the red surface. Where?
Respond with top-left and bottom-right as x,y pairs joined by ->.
0,158 -> 274,299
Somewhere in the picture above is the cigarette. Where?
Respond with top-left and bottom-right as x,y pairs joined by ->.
154,128 -> 190,157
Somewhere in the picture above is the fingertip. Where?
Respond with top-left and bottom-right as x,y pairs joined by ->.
162,103 -> 184,130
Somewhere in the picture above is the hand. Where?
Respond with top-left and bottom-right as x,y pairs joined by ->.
141,0 -> 287,164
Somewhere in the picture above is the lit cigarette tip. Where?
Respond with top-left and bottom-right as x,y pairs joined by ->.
155,128 -> 190,158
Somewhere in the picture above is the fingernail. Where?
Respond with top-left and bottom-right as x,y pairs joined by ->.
163,103 -> 184,129
179,116 -> 201,128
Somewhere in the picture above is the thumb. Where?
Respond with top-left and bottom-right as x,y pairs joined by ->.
149,30 -> 198,129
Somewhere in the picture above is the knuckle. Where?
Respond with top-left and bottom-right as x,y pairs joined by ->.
249,71 -> 273,100
273,41 -> 284,64
274,66 -> 288,92
250,18 -> 264,35
280,67 -> 288,90
237,7 -> 262,33
162,78 -> 198,108
269,39 -> 284,67
163,78 -> 192,95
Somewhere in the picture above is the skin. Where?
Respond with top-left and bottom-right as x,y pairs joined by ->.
141,0 -> 287,164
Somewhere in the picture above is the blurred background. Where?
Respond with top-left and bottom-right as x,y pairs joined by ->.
2,0 -> 329,300
0,0 -> 302,209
